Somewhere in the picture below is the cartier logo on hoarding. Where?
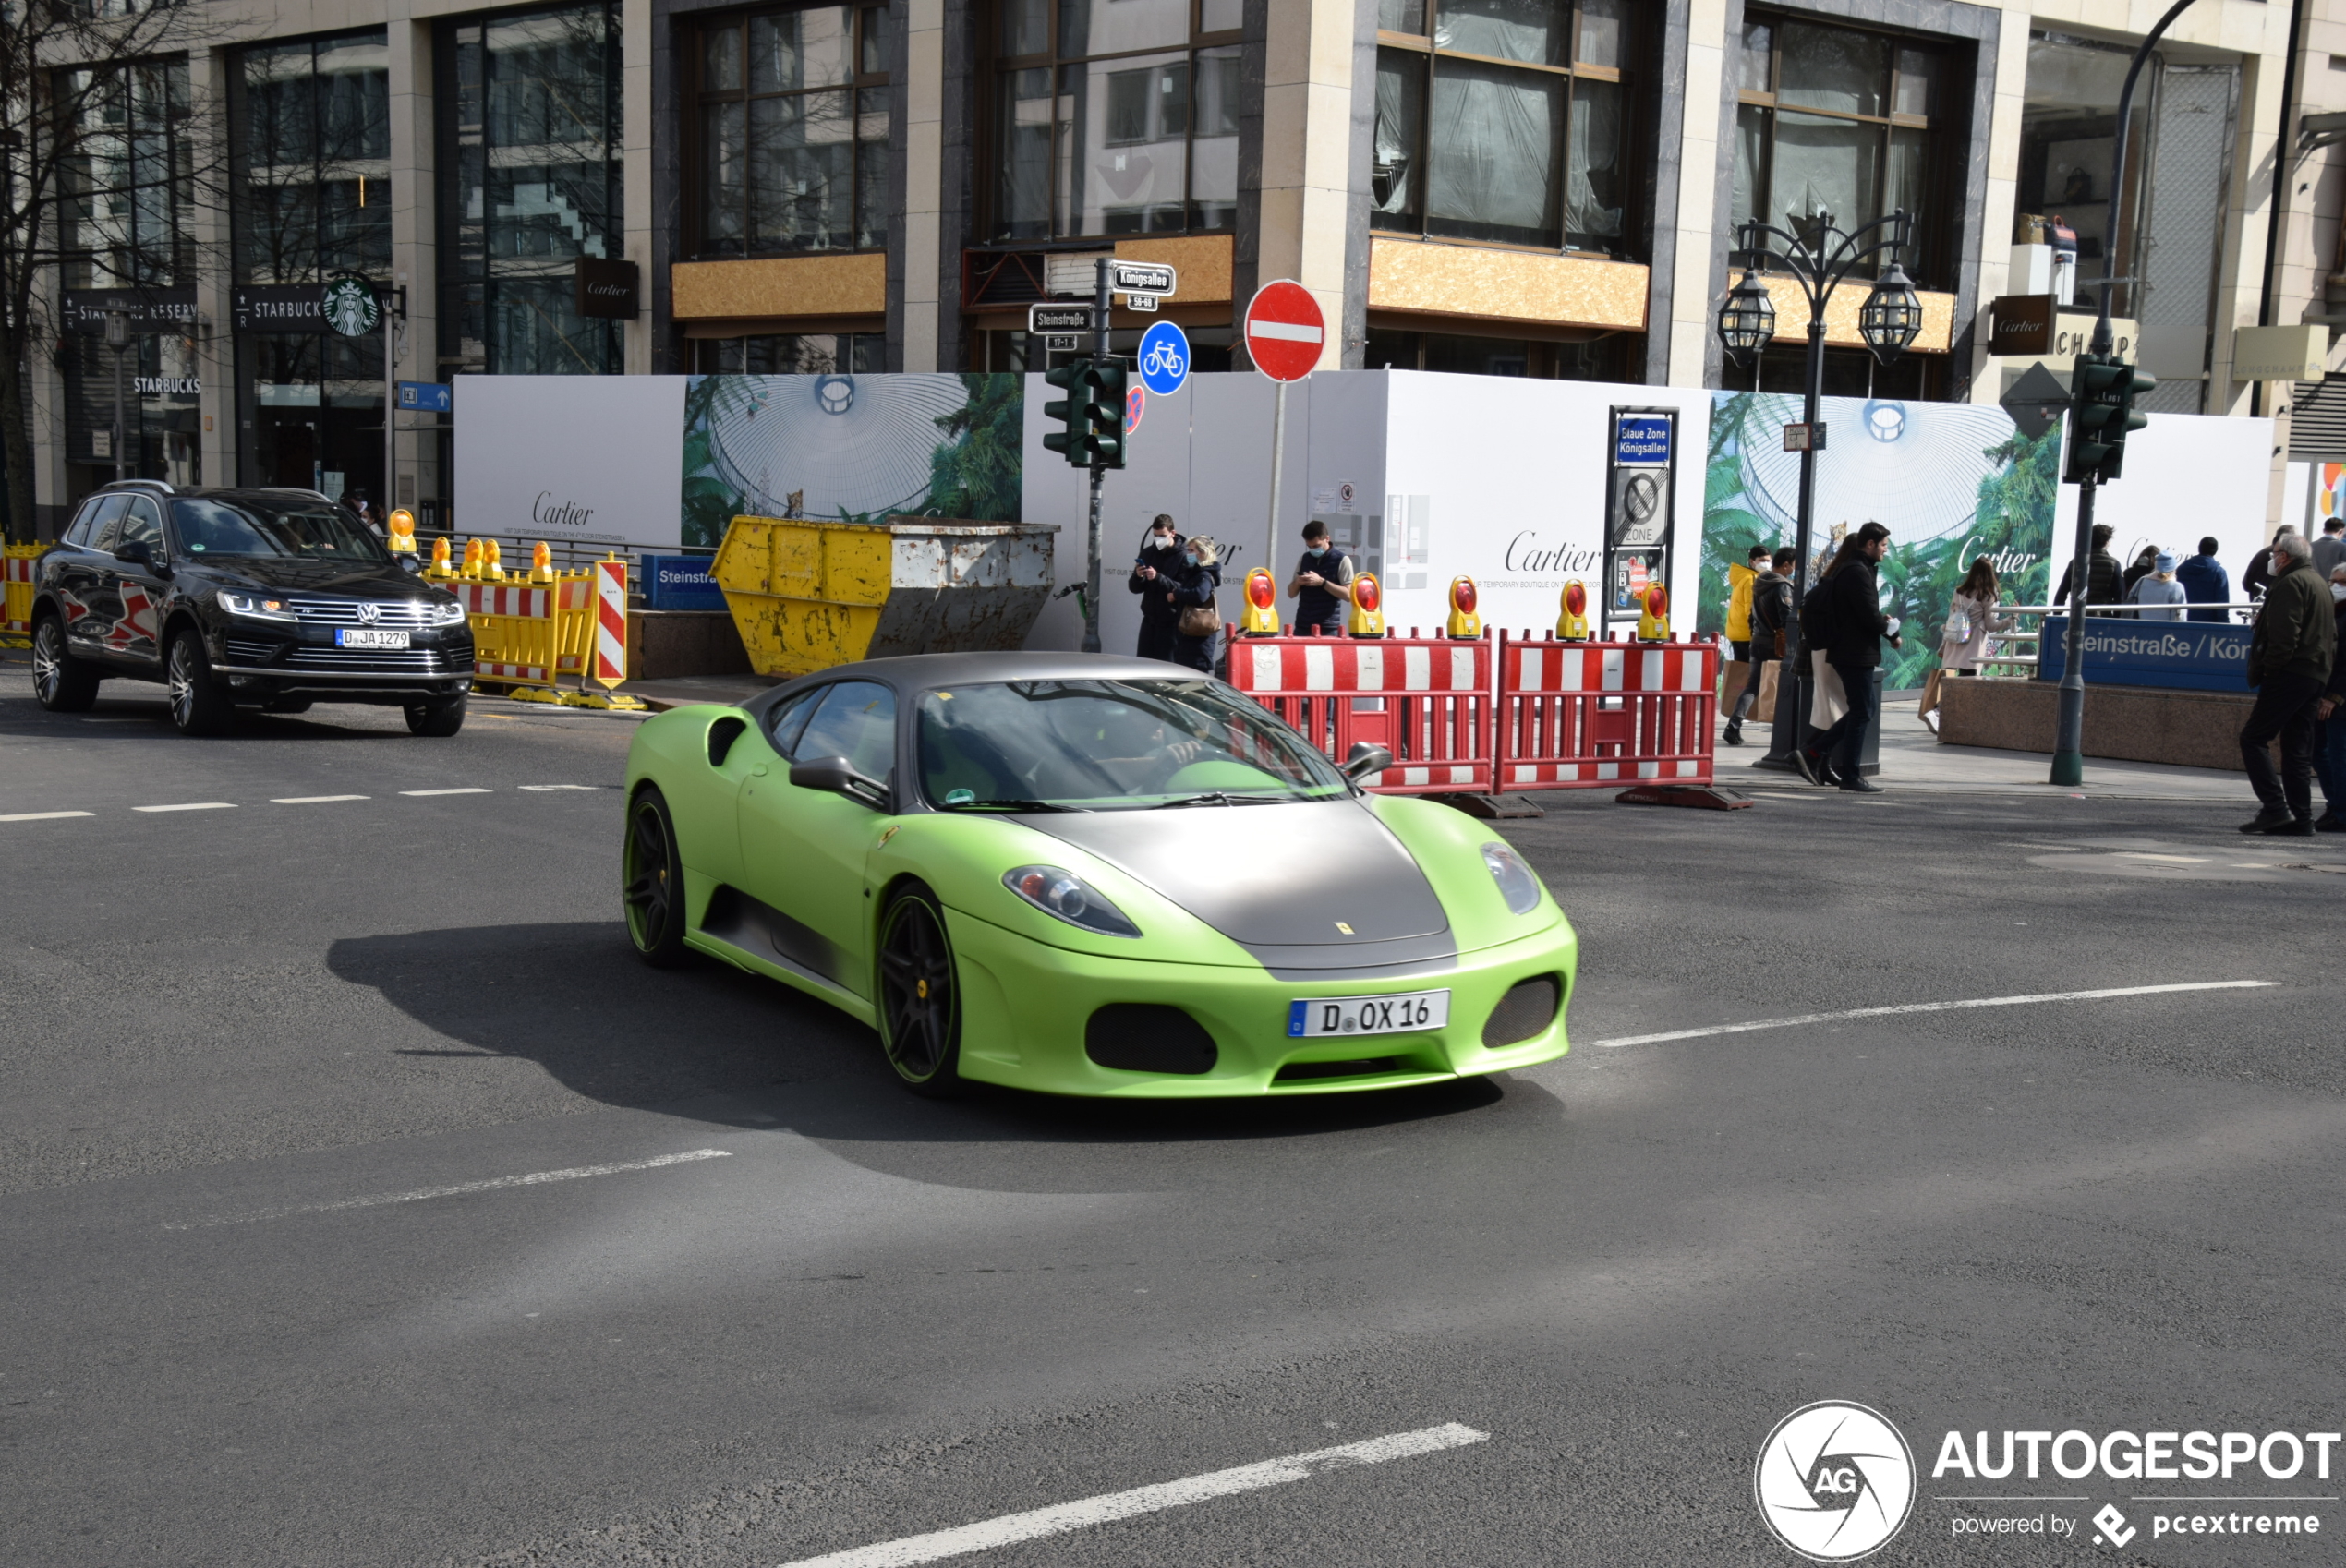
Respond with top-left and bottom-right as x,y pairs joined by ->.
574,258 -> 639,320
533,492 -> 598,529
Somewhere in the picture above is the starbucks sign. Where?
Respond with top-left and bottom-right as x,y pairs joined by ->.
321,274 -> 381,337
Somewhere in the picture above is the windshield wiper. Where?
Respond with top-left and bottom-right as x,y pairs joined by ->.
1152,791 -> 1292,808
940,798 -> 1083,813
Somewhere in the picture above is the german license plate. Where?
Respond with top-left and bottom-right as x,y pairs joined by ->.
336,628 -> 410,649
1287,989 -> 1450,1039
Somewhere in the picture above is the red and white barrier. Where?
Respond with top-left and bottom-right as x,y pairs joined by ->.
1494,633 -> 1717,790
1226,631 -> 1494,794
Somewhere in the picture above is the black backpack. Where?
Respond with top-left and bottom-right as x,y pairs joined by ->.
1799,569 -> 1839,647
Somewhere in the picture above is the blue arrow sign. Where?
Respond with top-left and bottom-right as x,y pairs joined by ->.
396,380 -> 452,413
1137,320 -> 1190,397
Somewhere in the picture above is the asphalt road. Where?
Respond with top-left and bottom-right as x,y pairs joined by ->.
4,659 -> 2343,1568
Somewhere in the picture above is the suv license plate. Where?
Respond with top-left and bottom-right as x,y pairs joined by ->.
336,628 -> 411,649
1288,989 -> 1450,1039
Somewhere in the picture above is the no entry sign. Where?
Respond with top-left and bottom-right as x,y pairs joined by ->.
1243,281 -> 1325,382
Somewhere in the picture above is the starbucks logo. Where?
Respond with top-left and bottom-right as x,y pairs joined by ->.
322,275 -> 381,337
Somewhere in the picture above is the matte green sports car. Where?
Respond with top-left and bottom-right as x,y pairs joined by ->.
621,652 -> 1575,1097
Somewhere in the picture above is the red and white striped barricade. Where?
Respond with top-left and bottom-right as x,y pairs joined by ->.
1226,631 -> 1493,794
1493,634 -> 1718,790
443,574 -> 595,688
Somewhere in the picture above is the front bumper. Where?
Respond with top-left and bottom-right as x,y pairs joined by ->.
212,622 -> 474,702
945,908 -> 1577,1097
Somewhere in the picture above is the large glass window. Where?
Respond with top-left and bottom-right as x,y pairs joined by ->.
60,58 -> 194,291
436,4 -> 624,375
1373,0 -> 1633,254
1732,15 -> 1949,283
234,33 -> 392,285
987,0 -> 1243,241
692,6 -> 889,258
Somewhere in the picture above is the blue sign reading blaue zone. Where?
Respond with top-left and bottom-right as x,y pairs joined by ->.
640,554 -> 727,611
1614,415 -> 1672,464
2036,615 -> 2254,692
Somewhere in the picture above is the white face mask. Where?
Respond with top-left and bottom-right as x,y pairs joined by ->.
2331,583 -> 2346,603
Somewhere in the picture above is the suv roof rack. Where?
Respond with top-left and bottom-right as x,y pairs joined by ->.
103,477 -> 175,495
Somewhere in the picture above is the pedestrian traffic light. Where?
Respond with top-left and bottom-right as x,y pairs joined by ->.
1042,356 -> 1093,467
2063,353 -> 2157,485
1086,357 -> 1129,469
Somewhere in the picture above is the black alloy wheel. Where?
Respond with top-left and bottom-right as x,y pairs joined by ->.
31,617 -> 99,712
404,694 -> 466,737
166,629 -> 232,736
622,788 -> 690,967
877,881 -> 964,1097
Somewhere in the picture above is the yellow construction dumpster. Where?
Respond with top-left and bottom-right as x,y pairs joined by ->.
712,514 -> 1058,680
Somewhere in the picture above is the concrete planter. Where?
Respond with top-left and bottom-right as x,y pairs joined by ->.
1938,677 -> 2255,771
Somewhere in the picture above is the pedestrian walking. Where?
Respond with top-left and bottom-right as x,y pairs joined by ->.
1917,556 -> 2011,731
2313,517 -> 2346,578
1726,546 -> 1795,746
1286,521 -> 1354,636
1128,514 -> 1186,661
2176,537 -> 2231,623
2237,529 -> 2338,836
2121,544 -> 2159,600
2052,523 -> 2124,612
1720,544 -> 1767,744
2128,553 -> 2188,621
1796,521 -> 1901,793
2314,564 -> 2346,833
1168,535 -> 1225,675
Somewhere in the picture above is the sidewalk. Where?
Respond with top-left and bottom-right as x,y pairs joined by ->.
623,673 -> 782,711
1727,694 -> 2255,802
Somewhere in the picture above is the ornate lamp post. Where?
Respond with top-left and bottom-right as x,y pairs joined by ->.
1714,208 -> 1919,772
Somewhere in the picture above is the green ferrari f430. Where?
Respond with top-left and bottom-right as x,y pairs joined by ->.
621,652 -> 1575,1096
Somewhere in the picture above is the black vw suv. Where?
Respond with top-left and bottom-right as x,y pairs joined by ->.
28,482 -> 475,736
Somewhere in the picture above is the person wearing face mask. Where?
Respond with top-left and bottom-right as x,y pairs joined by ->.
1168,535 -> 1224,674
1127,513 -> 1186,661
1286,520 -> 1354,635
2314,564 -> 2346,832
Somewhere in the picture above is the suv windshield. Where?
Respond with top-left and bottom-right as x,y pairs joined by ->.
170,498 -> 386,562
917,679 -> 1348,811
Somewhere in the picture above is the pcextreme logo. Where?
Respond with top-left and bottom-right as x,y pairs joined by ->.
1755,1401 -> 1917,1562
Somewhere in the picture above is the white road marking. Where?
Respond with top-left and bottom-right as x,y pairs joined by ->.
1589,981 -> 2279,1050
518,784 -> 600,791
398,787 -> 492,796
1,810 -> 96,822
272,794 -> 369,804
164,1149 -> 732,1230
132,802 -> 236,813
775,1422 -> 1490,1568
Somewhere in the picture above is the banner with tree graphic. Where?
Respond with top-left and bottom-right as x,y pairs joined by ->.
1699,392 -> 2059,688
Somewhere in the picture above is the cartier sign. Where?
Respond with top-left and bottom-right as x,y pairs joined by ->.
575,258 -> 639,320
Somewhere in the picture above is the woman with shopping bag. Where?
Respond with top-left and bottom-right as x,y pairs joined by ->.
1917,558 -> 2012,732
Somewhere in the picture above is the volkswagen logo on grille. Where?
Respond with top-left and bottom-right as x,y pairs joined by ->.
357,601 -> 381,625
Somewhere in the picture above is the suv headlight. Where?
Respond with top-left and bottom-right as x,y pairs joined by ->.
427,598 -> 468,626
1003,865 -> 1141,938
1481,841 -> 1544,915
217,590 -> 295,621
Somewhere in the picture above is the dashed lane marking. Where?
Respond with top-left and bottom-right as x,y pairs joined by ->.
163,1148 -> 733,1230
774,1422 -> 1492,1568
0,811 -> 95,822
1589,980 -> 2279,1050
272,795 -> 370,804
518,784 -> 602,791
131,802 -> 237,813
398,787 -> 493,796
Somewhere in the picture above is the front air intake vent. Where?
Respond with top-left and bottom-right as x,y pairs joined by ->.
1482,974 -> 1563,1047
1084,1005 -> 1217,1075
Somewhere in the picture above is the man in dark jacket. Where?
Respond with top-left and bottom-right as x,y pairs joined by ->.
1796,522 -> 1901,793
2243,527 -> 2282,599
2315,564 -> 2346,832
1726,545 -> 1796,745
2175,537 -> 2231,623
2052,523 -> 2124,613
1128,513 -> 1185,660
2238,530 -> 2339,835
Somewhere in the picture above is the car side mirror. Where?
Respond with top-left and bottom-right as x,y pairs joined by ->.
397,554 -> 422,574
113,539 -> 153,569
789,755 -> 889,809
1342,742 -> 1392,780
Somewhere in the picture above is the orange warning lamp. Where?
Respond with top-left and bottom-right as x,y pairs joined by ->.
460,538 -> 484,579
428,536 -> 453,579
1240,566 -> 1280,634
1556,580 -> 1590,641
1346,573 -> 1385,638
530,541 -> 554,583
1636,582 -> 1672,642
483,538 -> 505,580
1445,575 -> 1481,639
386,508 -> 417,552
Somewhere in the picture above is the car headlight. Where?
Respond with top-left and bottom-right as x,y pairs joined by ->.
427,598 -> 468,626
216,590 -> 295,621
1003,864 -> 1141,938
1481,841 -> 1544,915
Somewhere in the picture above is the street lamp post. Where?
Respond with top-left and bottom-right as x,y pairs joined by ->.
1714,210 -> 1924,774
104,308 -> 130,485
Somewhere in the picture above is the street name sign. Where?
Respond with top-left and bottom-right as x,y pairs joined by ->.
1029,303 -> 1094,333
1111,261 -> 1177,295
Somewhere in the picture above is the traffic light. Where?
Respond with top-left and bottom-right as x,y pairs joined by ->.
1086,357 -> 1129,469
1042,356 -> 1092,467
2063,352 -> 2157,485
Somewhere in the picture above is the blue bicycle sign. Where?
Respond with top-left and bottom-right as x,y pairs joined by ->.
1138,321 -> 1191,396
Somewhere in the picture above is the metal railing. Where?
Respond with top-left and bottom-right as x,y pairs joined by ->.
1971,601 -> 2263,679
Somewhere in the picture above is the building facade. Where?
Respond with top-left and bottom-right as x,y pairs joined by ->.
30,0 -> 2343,533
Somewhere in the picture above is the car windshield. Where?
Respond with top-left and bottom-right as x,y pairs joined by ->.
917,679 -> 1348,811
171,498 -> 386,562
